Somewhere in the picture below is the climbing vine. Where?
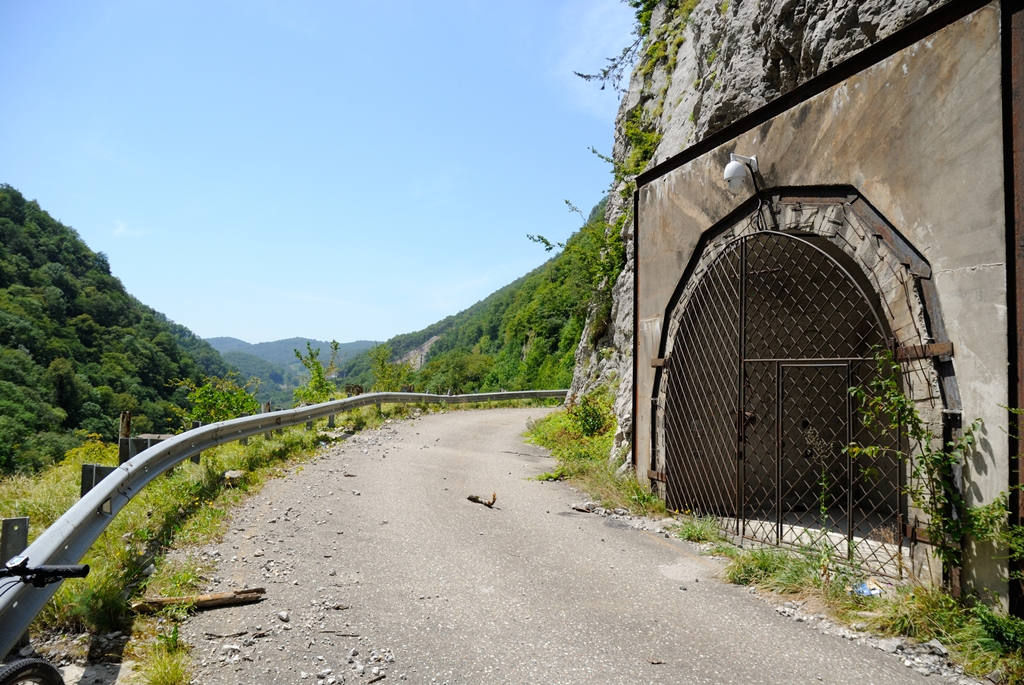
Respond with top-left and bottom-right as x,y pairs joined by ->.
848,350 -> 1012,574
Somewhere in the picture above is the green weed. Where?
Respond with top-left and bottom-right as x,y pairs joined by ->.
526,387 -> 666,517
674,515 -> 723,543
140,624 -> 191,685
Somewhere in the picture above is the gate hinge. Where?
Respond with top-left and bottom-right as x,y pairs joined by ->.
648,470 -> 667,482
895,342 -> 954,361
903,523 -> 932,544
651,357 -> 669,368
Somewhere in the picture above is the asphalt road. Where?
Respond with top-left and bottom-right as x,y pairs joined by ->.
178,407 -> 939,684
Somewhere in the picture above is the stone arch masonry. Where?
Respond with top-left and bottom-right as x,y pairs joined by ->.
651,189 -> 958,581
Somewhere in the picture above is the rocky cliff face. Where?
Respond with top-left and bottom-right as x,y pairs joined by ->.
569,0 -> 949,468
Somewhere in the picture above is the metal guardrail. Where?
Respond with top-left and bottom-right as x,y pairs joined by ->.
0,390 -> 566,657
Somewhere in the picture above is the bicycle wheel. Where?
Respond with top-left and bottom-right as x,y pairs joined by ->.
0,658 -> 64,685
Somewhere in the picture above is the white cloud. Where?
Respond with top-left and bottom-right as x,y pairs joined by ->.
552,0 -> 636,120
112,220 -> 148,238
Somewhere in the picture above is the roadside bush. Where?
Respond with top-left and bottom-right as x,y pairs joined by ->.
527,387 -> 665,516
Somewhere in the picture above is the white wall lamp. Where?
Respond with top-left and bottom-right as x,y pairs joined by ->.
723,153 -> 758,193
723,151 -> 778,231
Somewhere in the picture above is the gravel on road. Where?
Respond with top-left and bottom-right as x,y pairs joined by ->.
170,407 -> 975,684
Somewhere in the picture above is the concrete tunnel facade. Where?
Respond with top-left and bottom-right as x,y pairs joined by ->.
630,2 -> 1024,608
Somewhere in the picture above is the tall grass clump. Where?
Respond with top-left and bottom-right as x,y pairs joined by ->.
721,542 -> 883,617
868,585 -> 1024,681
138,624 -> 190,685
674,515 -> 724,543
526,387 -> 665,516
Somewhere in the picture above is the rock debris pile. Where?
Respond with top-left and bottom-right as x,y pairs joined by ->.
770,599 -> 980,684
180,420 -> 413,684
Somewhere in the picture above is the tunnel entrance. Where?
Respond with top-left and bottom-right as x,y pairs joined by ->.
652,193 -> 952,576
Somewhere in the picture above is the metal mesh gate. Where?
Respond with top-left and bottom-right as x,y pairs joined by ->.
661,231 -> 904,575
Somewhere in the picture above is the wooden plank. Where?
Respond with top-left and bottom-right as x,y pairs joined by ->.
894,342 -> 954,361
131,587 -> 266,613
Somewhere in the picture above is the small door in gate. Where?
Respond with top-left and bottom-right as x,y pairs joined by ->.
777,363 -> 851,548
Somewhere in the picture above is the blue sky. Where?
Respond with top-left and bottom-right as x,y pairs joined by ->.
0,0 -> 634,344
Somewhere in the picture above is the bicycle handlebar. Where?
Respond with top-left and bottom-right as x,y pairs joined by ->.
28,565 -> 90,579
1,556 -> 90,587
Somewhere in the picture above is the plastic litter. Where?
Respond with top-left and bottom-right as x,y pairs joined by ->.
849,579 -> 883,596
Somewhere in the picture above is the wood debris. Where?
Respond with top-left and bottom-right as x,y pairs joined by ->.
467,492 -> 497,508
131,587 -> 265,613
203,630 -> 247,639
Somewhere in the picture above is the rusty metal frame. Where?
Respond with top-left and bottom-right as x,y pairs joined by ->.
649,187 -> 963,439
895,343 -> 955,362
658,229 -> 896,548
1004,0 -> 1024,614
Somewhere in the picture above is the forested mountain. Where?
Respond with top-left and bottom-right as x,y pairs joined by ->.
338,197 -> 622,395
0,181 -> 618,473
206,337 -> 377,405
0,185 -> 230,472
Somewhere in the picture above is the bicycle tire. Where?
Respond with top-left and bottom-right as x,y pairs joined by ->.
0,658 -> 64,685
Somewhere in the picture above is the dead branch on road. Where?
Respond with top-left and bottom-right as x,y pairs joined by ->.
467,492 -> 497,508
132,587 -> 266,613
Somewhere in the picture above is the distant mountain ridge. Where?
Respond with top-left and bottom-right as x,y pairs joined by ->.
207,337 -> 377,368
206,336 -> 378,405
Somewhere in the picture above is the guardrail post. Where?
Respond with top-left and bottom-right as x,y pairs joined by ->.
327,414 -> 335,429
117,410 -> 131,464
240,413 -> 249,446
1,517 -> 30,653
121,434 -> 174,468
81,464 -> 116,498
263,403 -> 272,439
190,421 -> 201,464
1,517 -> 28,565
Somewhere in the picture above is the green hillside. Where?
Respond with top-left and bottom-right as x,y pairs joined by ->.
207,337 -> 376,369
339,197 -> 622,394
207,337 -> 378,406
0,185 -> 230,473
